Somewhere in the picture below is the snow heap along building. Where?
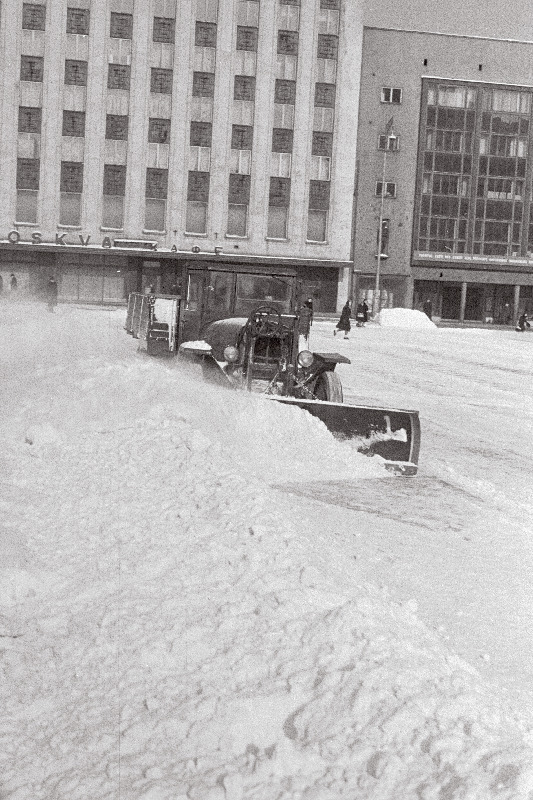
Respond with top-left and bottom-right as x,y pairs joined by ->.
0,0 -> 362,312
354,27 -> 533,323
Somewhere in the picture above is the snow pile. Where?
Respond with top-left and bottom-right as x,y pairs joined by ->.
377,308 -> 437,329
1,303 -> 533,799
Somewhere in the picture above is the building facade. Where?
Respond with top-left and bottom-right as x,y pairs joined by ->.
354,27 -> 533,322
0,0 -> 362,311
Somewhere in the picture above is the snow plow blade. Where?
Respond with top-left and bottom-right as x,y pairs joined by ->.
269,397 -> 421,476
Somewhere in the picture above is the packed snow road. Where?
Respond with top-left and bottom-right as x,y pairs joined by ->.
1,300 -> 533,800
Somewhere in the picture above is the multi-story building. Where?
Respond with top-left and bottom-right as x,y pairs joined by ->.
0,0 -> 362,311
354,27 -> 533,322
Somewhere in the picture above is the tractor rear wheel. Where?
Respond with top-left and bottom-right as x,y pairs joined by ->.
314,371 -> 343,403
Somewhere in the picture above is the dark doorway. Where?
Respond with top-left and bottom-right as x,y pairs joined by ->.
441,284 -> 461,319
464,285 -> 483,320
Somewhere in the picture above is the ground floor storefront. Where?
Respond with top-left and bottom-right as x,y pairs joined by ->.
0,244 -> 348,313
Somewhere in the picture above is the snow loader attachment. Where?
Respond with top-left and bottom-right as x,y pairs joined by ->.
180,306 -> 421,475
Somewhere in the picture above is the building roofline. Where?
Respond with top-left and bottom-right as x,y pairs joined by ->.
363,25 -> 533,46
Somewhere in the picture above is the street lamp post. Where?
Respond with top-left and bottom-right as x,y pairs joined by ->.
373,122 -> 396,318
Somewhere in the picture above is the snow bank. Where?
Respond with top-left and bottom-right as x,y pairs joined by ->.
377,308 -> 437,329
1,303 -> 533,800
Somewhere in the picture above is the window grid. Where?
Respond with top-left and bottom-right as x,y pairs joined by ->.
376,182 -> 397,199
381,87 -> 402,104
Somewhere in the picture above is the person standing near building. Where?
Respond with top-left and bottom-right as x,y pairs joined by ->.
334,300 -> 352,339
45,276 -> 58,312
10,273 -> 17,292
516,311 -> 530,332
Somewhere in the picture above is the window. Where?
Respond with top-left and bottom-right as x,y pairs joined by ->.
275,79 -> 296,105
376,181 -> 397,198
231,124 -> 252,150
277,30 -> 298,55
317,34 -> 338,60
150,68 -> 173,94
236,26 -> 258,51
21,56 -> 44,82
66,8 -> 89,35
234,75 -> 255,101
187,171 -> 210,234
146,168 -> 168,199
378,133 -> 400,151
268,177 -> 290,238
191,121 -> 212,147
16,158 -> 39,223
228,174 -> 250,236
381,87 -> 402,104
18,106 -> 42,133
110,12 -> 132,39
315,83 -> 336,108
195,21 -> 217,47
108,64 -> 130,90
280,0 -> 299,4
149,118 -> 171,143
65,59 -> 88,86
153,17 -> 175,43
22,4 -> 46,30
62,110 -> 85,137
60,161 -> 83,226
320,0 -> 339,7
105,114 -> 128,140
193,72 -> 215,97
272,128 -> 293,153
145,169 -> 168,231
312,131 -> 332,157
103,165 -> 126,228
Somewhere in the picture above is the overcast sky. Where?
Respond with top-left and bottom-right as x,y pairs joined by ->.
364,0 -> 533,42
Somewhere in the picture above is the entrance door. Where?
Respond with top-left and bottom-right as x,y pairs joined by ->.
464,286 -> 483,321
441,285 -> 461,320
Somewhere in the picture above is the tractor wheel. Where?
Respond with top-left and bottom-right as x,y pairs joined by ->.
314,371 -> 343,403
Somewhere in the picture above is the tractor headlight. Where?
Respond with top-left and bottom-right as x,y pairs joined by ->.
298,350 -> 314,368
223,345 -> 239,363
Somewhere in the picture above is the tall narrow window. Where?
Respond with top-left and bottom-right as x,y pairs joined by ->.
307,180 -> 330,242
65,59 -> 88,86
62,110 -> 85,137
186,172 -> 210,234
66,8 -> 89,35
60,161 -> 83,226
268,177 -> 290,238
108,64 -> 130,90
145,168 -> 168,231
228,174 -> 250,237
103,164 -> 126,228
153,17 -> 175,43
18,106 -> 42,133
21,56 -> 44,82
110,12 -> 133,39
22,4 -> 46,30
16,158 -> 40,223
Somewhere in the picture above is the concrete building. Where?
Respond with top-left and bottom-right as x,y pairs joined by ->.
0,0 -> 362,311
354,27 -> 533,322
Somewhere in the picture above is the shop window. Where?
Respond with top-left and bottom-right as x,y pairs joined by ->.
65,59 -> 88,86
236,26 -> 258,51
195,21 -> 217,47
151,68 -> 173,94
277,30 -> 298,55
67,8 -> 89,35
60,161 -> 83,226
21,56 -> 44,82
106,114 -> 128,140
22,4 -> 46,30
153,17 -> 175,43
272,128 -> 293,153
317,34 -> 338,60
315,83 -> 336,108
234,75 -> 255,101
274,79 -> 296,105
110,12 -> 132,39
376,181 -> 397,198
381,87 -> 402,104
18,106 -> 42,133
191,121 -> 213,147
148,118 -> 171,143
103,165 -> 125,228
231,124 -> 252,150
62,110 -> 85,137
193,72 -> 215,97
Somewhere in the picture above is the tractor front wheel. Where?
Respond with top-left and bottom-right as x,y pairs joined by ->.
313,370 -> 343,403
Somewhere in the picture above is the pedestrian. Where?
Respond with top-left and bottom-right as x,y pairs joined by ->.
423,298 -> 433,320
10,273 -> 17,292
298,297 -> 314,343
334,300 -> 351,339
355,302 -> 366,327
362,299 -> 369,323
516,311 -> 530,332
45,275 -> 58,312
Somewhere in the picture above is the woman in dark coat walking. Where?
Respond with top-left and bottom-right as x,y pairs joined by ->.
334,301 -> 351,339
45,276 -> 58,312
